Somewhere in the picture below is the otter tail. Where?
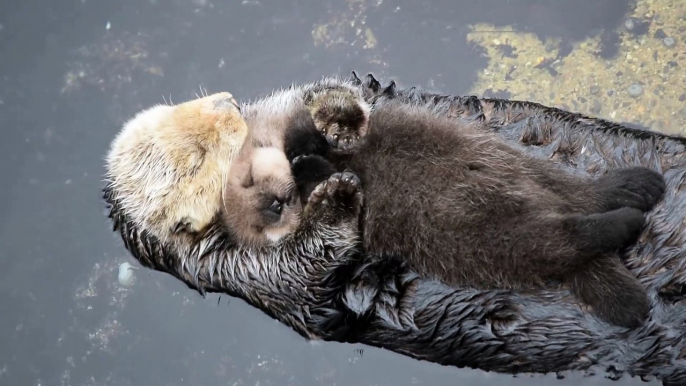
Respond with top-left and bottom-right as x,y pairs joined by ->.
567,256 -> 650,328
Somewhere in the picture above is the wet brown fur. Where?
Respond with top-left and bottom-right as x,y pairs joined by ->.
286,97 -> 666,328
103,73 -> 686,384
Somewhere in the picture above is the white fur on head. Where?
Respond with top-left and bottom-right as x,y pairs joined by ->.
105,92 -> 248,243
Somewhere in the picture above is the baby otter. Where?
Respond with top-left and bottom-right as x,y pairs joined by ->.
219,78 -> 370,247
221,145 -> 302,247
284,97 -> 665,329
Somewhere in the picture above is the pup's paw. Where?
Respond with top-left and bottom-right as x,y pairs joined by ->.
598,282 -> 651,329
291,154 -> 337,203
305,170 -> 363,222
308,90 -> 368,150
569,257 -> 650,329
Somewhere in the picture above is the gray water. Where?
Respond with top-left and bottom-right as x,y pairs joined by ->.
0,0 -> 680,384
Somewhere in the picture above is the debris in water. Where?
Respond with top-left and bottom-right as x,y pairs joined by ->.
118,262 -> 137,287
106,21 -> 111,30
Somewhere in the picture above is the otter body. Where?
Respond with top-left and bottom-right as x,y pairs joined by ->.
104,74 -> 686,383
285,97 -> 665,328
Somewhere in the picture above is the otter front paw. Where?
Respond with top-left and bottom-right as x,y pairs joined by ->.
308,91 -> 368,150
292,154 -> 337,204
594,166 -> 666,212
326,132 -> 360,150
598,281 -> 650,328
304,170 -> 363,222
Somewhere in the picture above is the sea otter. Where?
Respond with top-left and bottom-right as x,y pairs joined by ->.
146,77 -> 662,328
103,73 -> 686,384
221,144 -> 303,247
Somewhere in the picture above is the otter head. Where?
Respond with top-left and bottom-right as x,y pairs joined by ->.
305,88 -> 371,149
105,92 -> 248,244
222,146 -> 302,247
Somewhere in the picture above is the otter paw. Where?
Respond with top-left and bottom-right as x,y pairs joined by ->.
284,116 -> 331,162
566,207 -> 646,255
292,154 -> 337,203
594,166 -> 666,212
308,90 -> 368,150
305,170 -> 363,221
292,155 -> 337,180
588,271 -> 650,329
326,132 -> 360,150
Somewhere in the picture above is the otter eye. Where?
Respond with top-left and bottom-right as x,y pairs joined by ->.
268,199 -> 283,215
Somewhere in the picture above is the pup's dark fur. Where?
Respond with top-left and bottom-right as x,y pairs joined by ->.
285,100 -> 665,328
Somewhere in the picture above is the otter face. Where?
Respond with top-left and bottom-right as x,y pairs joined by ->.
222,147 -> 302,246
307,89 -> 371,149
105,92 -> 248,244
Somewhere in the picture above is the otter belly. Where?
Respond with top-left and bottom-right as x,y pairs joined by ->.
349,126 -> 557,288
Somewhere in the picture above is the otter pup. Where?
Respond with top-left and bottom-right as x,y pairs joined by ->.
221,144 -> 303,247
284,99 -> 665,328
218,78 -> 370,247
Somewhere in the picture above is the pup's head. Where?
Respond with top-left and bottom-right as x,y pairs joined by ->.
222,146 -> 301,247
105,92 -> 247,244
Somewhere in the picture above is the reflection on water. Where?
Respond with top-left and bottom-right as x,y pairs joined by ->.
0,0 -> 677,385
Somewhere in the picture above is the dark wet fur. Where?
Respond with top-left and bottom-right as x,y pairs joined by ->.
105,72 -> 686,385
285,98 -> 667,328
